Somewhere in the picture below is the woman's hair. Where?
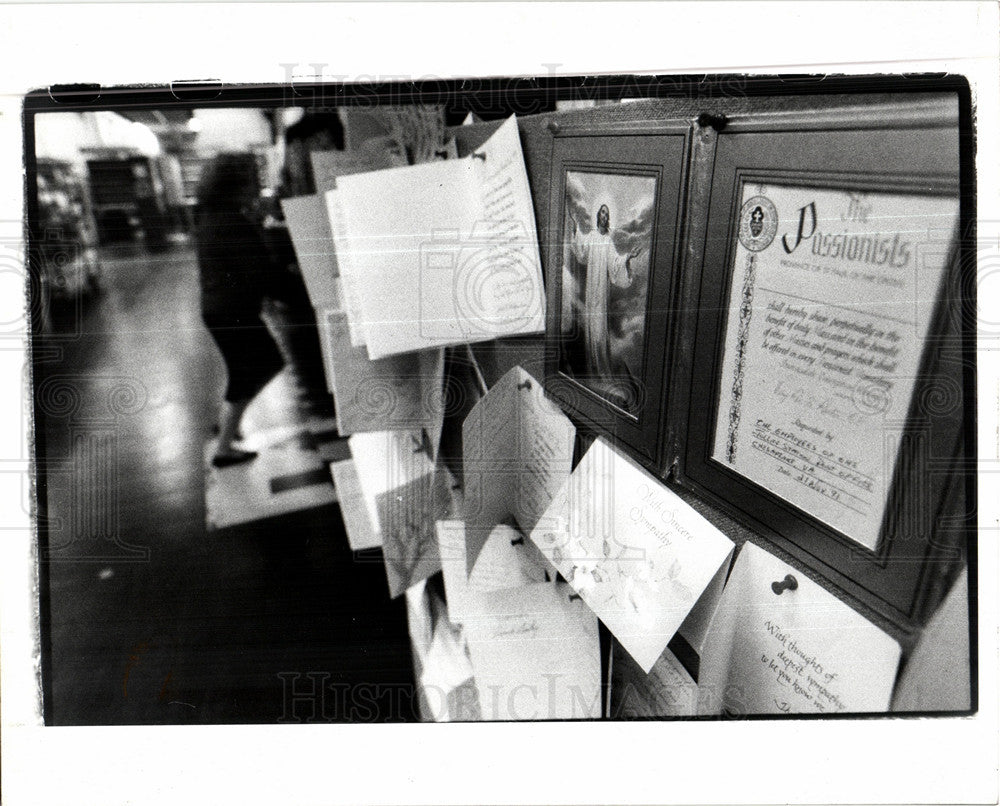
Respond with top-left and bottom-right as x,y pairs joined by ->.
196,152 -> 258,215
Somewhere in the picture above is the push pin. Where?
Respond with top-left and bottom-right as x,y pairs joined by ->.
696,112 -> 728,132
434,149 -> 449,159
771,574 -> 798,595
568,592 -> 582,602
510,535 -> 525,546
517,380 -> 532,391
471,151 -> 487,162
547,119 -> 560,134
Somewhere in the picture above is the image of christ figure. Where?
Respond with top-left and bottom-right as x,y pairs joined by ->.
569,203 -> 641,378
560,171 -> 656,413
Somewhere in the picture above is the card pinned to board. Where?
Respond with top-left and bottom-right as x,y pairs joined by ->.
696,541 -> 901,716
436,520 -> 550,628
328,115 -> 545,359
461,580 -> 602,721
529,437 -> 735,674
462,365 -> 576,574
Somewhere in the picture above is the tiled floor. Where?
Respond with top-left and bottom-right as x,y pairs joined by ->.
36,242 -> 418,725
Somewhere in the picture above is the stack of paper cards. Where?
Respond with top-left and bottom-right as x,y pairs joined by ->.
317,310 -> 446,436
529,437 -> 735,673
462,365 -> 576,572
282,149 -> 392,309
327,115 -> 545,359
697,541 -> 901,715
419,619 -> 480,722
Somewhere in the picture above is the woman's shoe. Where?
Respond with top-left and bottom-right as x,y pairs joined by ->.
211,449 -> 258,468
211,424 -> 246,441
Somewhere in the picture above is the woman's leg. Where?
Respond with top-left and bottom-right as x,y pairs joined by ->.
214,397 -> 256,465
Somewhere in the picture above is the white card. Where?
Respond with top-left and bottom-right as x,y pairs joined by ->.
280,194 -> 341,310
329,459 -> 382,550
462,365 -> 575,572
436,520 -> 549,627
697,541 -> 902,715
330,115 -> 545,358
348,430 -> 436,534
462,581 -> 602,721
530,437 -> 735,673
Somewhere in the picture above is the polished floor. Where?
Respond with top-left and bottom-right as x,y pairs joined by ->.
36,242 -> 418,724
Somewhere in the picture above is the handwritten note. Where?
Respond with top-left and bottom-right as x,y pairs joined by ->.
462,581 -> 602,721
329,115 -> 545,359
436,520 -> 549,627
697,541 -> 901,715
529,437 -> 735,673
714,185 -> 959,550
462,365 -> 576,573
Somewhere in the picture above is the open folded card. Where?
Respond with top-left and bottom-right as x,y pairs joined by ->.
327,115 -> 545,358
462,365 -> 576,573
436,520 -> 550,628
530,437 -> 735,673
697,541 -> 901,715
317,309 -> 445,436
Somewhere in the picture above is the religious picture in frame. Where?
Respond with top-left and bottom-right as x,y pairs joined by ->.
544,126 -> 690,469
559,169 -> 656,414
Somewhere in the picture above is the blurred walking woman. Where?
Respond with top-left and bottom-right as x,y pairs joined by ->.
195,153 -> 284,467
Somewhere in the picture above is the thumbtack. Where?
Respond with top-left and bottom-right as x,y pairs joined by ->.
568,592 -> 582,602
471,151 -> 487,162
771,574 -> 798,595
434,149 -> 449,159
510,535 -> 525,546
547,119 -> 560,134
517,380 -> 532,391
696,112 -> 728,132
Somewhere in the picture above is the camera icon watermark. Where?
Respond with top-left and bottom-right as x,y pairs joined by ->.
418,222 -> 544,346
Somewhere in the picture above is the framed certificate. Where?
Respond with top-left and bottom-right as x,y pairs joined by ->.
544,124 -> 691,470
682,98 -> 970,624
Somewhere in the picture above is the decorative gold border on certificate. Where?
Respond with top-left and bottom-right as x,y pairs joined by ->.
725,251 -> 757,464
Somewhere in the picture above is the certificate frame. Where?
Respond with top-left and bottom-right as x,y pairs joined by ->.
544,123 -> 691,471
680,100 -> 971,627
